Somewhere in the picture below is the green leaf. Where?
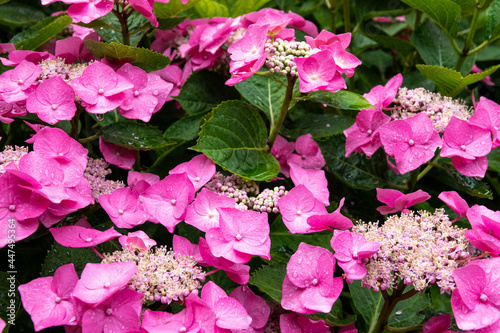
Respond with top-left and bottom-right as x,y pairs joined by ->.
364,34 -> 415,55
486,0 -> 500,38
85,40 -> 170,72
175,71 -> 240,115
270,216 -> 333,252
189,0 -> 271,18
308,90 -> 374,110
359,50 -> 394,73
249,263 -> 287,303
444,165 -> 493,199
154,0 -> 201,18
454,0 -> 476,13
282,114 -> 355,139
191,100 -> 280,181
488,146 -> 500,173
10,14 -> 72,50
41,242 -> 100,277
310,305 -> 358,327
476,45 -> 500,61
163,111 -> 208,141
401,0 -> 461,37
102,122 -> 174,150
388,291 -> 430,327
0,4 -> 45,28
318,135 -> 387,190
235,72 -> 300,129
349,280 -> 385,332
429,284 -> 452,313
156,16 -> 188,30
416,64 -> 500,96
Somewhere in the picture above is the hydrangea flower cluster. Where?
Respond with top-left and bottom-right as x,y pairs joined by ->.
0,145 -> 28,175
249,186 -> 288,213
102,246 -> 205,304
352,209 -> 473,293
38,57 -> 90,84
83,157 -> 125,200
204,171 -> 260,210
265,38 -> 317,76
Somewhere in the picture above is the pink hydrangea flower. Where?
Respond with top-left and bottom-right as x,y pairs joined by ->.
99,137 -> 138,170
465,204 -> 500,255
118,230 -> 156,251
270,135 -> 295,177
64,0 -> 114,24
280,313 -> 330,333
282,242 -> 343,314
423,314 -> 459,333
376,188 -> 431,214
305,30 -> 351,49
185,188 -> 236,232
307,197 -> 353,231
230,285 -> 270,332
50,225 -> 121,248
254,10 -> 291,35
172,235 -> 204,264
0,60 -> 41,103
451,258 -> 500,331
331,230 -> 380,281
99,187 -> 148,229
169,154 -> 216,191
380,112 -> 442,174
325,41 -> 361,77
294,49 -> 346,93
344,109 -> 391,157
363,74 -> 402,111
287,134 -> 326,170
438,191 -> 469,221
206,208 -> 270,263
290,162 -> 329,206
71,61 -> 133,114
18,263 -> 79,331
469,97 -> 500,148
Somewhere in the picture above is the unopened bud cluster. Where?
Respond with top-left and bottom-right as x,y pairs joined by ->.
352,209 -> 472,293
0,145 -> 28,175
205,172 -> 260,210
265,38 -> 318,76
249,186 -> 288,213
103,246 -> 205,304
38,58 -> 90,84
393,87 -> 473,133
83,157 -> 125,200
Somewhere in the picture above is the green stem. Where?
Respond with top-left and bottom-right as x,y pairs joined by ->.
406,166 -> 421,193
267,75 -> 297,148
469,34 -> 500,55
325,0 -> 337,32
343,0 -> 350,32
385,324 -> 423,332
417,156 -> 440,182
455,5 -> 480,72
70,107 -> 84,139
414,10 -> 422,31
78,133 -> 102,143
112,8 -> 130,46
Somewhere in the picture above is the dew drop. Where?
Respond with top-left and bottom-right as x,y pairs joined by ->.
85,237 -> 92,242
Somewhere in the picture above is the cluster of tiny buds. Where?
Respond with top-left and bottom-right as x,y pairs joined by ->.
102,246 -> 205,305
248,186 -> 288,213
83,158 -> 125,200
393,87 -> 473,133
352,209 -> 472,293
0,145 -> 28,175
265,38 -> 318,76
204,172 -> 260,210
38,58 -> 90,85
226,27 -> 247,46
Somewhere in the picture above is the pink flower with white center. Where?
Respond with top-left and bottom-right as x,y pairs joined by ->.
81,288 -> 143,333
294,49 -> 346,93
331,230 -> 380,281
287,134 -> 326,170
438,191 -> 469,221
0,60 -> 41,103
422,314 -> 459,333
64,0 -> 114,24
185,188 -> 236,232
379,112 -> 442,174
18,263 -> 79,331
290,162 -> 329,206
127,171 -> 159,190
72,262 -> 138,305
153,62 -> 192,100
307,197 -> 353,231
206,208 -> 270,263
139,172 -> 195,232
270,135 -> 295,177
469,97 -> 500,148
451,258 -> 500,331
280,313 -> 330,333
278,185 -> 327,234
305,30 -> 352,49
99,137 -> 137,170
281,242 -> 343,314
26,76 -> 76,124
325,41 -> 361,77
376,188 -> 431,215
71,61 -> 134,114
230,285 -> 270,332
228,24 -> 269,65
344,109 -> 390,157
441,117 -> 492,177
172,235 -> 204,264
465,204 -> 500,255
50,225 -> 121,248
363,74 -> 402,111
117,63 -> 173,122
99,187 -> 148,229
0,100 -> 26,123
119,230 -> 156,251
169,154 -> 216,191
199,237 -> 250,284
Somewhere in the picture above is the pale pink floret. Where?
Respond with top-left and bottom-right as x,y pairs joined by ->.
81,288 -> 143,333
282,242 -> 343,314
99,137 -> 137,170
294,49 -> 346,93
71,61 -> 133,114
307,197 -> 353,231
206,208 -> 270,263
172,235 -> 204,264
230,285 -> 270,332
363,74 -> 402,111
228,24 -> 268,65
451,258 -> 500,331
438,191 -> 469,221
72,262 -> 138,305
290,162 -> 329,206
376,188 -> 431,215
50,225 -> 121,248
185,188 -> 236,232
99,187 -> 148,229
18,263 -> 79,331
380,112 -> 442,174
469,97 -> 500,148
331,230 -> 380,281
26,76 -> 76,124
65,0 -> 114,24
169,154 -> 216,191
441,116 -> 492,178
119,230 -> 156,251
465,204 -> 500,255
0,60 -> 41,103
287,134 -> 326,170
344,109 -> 390,157
270,135 -> 295,177
280,313 -> 330,333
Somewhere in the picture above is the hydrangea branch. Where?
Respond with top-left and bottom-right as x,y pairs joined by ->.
267,75 -> 297,148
